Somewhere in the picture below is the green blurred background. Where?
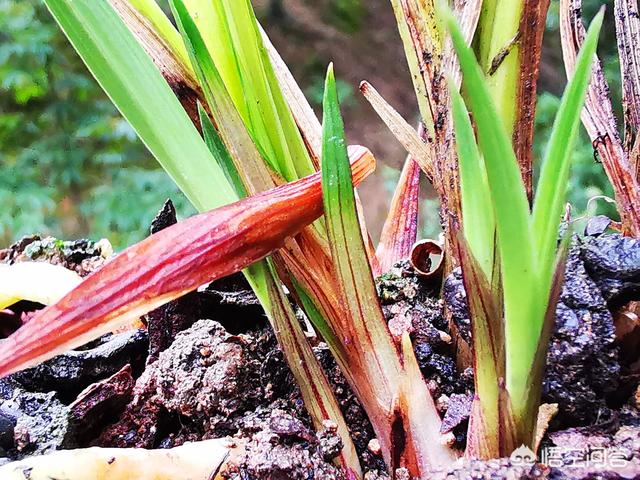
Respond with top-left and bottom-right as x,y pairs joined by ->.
0,0 -> 619,250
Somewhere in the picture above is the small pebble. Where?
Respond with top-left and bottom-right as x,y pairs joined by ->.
322,419 -> 338,433
367,438 -> 381,455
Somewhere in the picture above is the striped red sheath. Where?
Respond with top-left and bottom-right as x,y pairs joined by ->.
375,156 -> 421,275
0,147 -> 374,377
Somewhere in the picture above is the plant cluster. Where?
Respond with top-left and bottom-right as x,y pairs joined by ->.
1,0 -> 638,479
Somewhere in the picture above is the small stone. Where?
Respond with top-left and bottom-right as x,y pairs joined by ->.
367,438 -> 381,455
436,394 -> 449,412
440,432 -> 456,446
394,467 -> 410,480
438,330 -> 452,343
322,419 -> 338,433
584,215 -> 612,237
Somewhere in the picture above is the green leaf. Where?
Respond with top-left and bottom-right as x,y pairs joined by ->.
532,10 -> 603,288
127,0 -> 191,68
170,0 -> 275,195
321,65 -> 391,373
474,0 -> 523,138
198,103 -> 247,198
447,9 -> 537,398
450,84 -> 495,277
181,0 -> 314,182
43,0 -> 237,212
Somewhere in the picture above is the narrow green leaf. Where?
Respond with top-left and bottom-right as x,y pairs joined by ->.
450,84 -> 495,277
532,10 -> 603,287
182,0 -> 314,182
184,0 -> 249,121
43,0 -> 237,212
447,10 -> 537,397
127,0 -> 191,68
321,65 -> 392,374
198,103 -> 247,198
170,0 -> 275,195
322,65 -> 454,473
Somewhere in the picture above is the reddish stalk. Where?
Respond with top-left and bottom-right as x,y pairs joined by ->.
0,154 -> 374,377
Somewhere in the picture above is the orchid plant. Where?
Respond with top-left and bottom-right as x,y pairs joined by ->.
0,0 -> 615,478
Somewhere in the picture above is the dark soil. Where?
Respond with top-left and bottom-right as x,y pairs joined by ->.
1,210 -> 640,478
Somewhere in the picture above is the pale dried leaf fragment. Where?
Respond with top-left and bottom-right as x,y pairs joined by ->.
0,263 -> 82,311
534,403 -> 559,452
359,81 -> 435,182
0,439 -> 233,480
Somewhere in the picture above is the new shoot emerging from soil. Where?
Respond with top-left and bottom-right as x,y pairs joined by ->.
447,7 -> 603,457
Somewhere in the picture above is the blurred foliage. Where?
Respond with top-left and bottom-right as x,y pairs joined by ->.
0,0 -> 629,251
535,0 -> 620,223
0,0 -> 192,249
325,0 -> 365,33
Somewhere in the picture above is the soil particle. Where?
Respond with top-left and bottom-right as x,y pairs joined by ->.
7,329 -> 148,403
363,471 -> 391,480
545,423 -> 640,479
440,393 -> 473,434
545,240 -> 620,426
581,234 -> 640,309
67,365 -> 134,445
443,267 -> 472,344
0,378 -> 71,459
149,199 -> 178,234
222,409 -> 344,480
0,235 -> 112,277
314,343 -> 386,473
584,215 -> 612,237
318,424 -> 344,461
426,458 -> 550,479
378,261 -> 472,399
378,262 -> 473,449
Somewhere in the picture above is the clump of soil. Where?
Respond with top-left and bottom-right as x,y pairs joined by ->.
222,409 -> 345,480
0,235 -> 111,277
96,319 -> 297,449
545,238 -> 620,425
378,261 -> 474,447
